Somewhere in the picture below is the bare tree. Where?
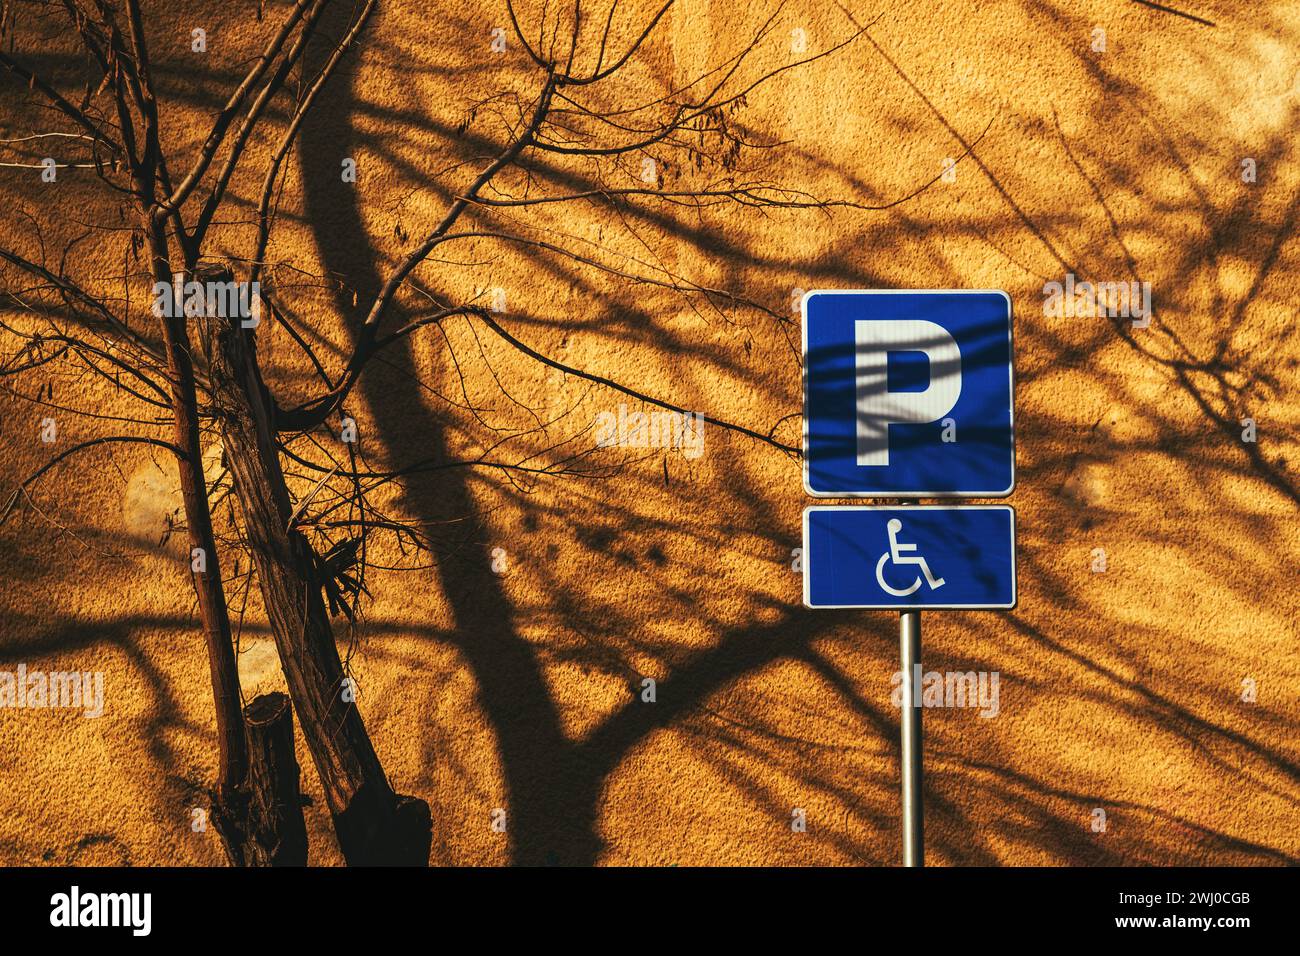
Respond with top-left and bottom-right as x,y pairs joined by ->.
0,0 -> 915,864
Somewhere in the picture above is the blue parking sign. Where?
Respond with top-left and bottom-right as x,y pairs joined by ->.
803,506 -> 1016,609
802,290 -> 1014,496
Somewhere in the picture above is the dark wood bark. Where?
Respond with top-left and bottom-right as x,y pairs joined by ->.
202,277 -> 430,866
146,246 -> 247,857
211,692 -> 309,866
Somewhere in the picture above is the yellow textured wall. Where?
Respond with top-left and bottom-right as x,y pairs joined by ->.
0,0 -> 1297,866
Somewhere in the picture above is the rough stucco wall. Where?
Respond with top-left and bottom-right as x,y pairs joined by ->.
0,0 -> 1296,866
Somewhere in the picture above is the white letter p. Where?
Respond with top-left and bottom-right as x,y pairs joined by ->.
855,319 -> 961,466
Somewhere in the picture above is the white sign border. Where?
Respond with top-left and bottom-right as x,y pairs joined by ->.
801,289 -> 1016,498
802,504 -> 1018,610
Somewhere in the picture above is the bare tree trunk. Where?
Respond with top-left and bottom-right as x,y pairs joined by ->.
203,283 -> 430,866
212,692 -> 309,866
146,243 -> 248,833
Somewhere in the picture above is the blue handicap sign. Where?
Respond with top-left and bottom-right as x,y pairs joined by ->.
802,290 -> 1014,496
803,506 -> 1016,609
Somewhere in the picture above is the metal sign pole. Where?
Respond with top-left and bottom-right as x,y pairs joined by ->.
899,609 -> 924,866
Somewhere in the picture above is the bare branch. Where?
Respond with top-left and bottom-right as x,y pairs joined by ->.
0,51 -> 124,158
251,0 -> 379,285
0,436 -> 185,527
0,245 -> 165,366
191,0 -> 331,244
156,0 -> 315,218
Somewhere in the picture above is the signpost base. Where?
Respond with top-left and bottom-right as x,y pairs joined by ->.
900,610 -> 924,867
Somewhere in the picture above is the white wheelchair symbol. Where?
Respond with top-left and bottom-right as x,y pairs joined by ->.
875,518 -> 946,597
